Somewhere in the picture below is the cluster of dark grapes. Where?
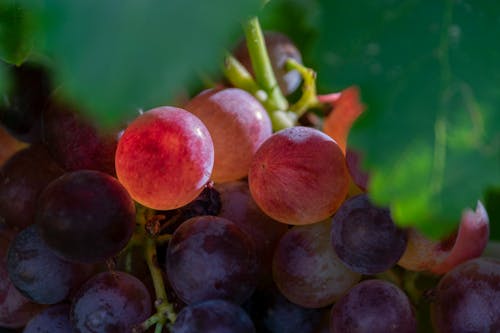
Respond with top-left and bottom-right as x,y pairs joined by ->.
0,30 -> 498,333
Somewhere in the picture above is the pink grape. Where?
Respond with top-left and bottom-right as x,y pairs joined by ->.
115,106 -> 214,210
249,126 -> 349,225
185,88 -> 272,183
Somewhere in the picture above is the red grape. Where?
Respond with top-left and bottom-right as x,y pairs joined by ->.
115,106 -> 214,210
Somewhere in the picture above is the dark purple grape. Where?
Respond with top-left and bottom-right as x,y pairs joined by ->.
431,257 -> 500,333
216,181 -> 287,280
243,285 -> 326,333
0,145 -> 64,229
37,170 -> 136,263
23,303 -> 73,333
71,271 -> 151,333
233,31 -> 303,95
330,279 -> 417,333
0,63 -> 52,143
166,216 -> 259,305
273,221 -> 360,308
345,149 -> 369,192
7,225 -> 92,304
0,228 -> 44,328
43,99 -> 118,175
331,194 -> 407,274
172,299 -> 255,333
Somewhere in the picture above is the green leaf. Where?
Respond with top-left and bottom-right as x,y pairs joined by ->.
24,0 -> 259,128
312,0 -> 500,238
0,1 -> 36,65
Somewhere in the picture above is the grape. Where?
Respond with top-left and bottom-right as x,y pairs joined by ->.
216,181 -> 287,278
23,303 -> 73,333
7,225 -> 92,304
273,220 -> 361,308
115,106 -> 214,210
37,170 -> 136,263
172,299 -> 255,333
243,284 -> 326,333
431,257 -> 500,333
0,228 -> 44,328
43,99 -> 118,175
331,194 -> 407,275
330,279 -> 417,333
233,31 -> 303,95
71,271 -> 152,333
249,126 -> 349,225
185,88 -> 272,183
399,201 -> 489,274
0,63 -> 51,143
0,145 -> 64,229
166,216 -> 259,304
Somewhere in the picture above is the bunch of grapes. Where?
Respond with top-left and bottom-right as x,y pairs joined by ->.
0,19 -> 498,333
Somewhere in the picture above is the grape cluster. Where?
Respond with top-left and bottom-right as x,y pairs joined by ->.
0,27 -> 497,333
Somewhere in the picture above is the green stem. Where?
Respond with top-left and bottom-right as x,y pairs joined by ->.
223,54 -> 263,98
286,58 -> 321,116
243,17 -> 293,131
145,237 -> 177,324
155,233 -> 173,245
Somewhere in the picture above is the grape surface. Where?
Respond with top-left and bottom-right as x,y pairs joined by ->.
23,303 -> 73,333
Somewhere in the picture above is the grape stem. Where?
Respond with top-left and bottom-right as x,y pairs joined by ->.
285,58 -> 321,116
135,206 -> 176,332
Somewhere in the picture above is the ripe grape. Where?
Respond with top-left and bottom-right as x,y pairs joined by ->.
115,106 -> 214,210
233,31 -> 303,95
43,99 -> 118,175
346,149 -> 369,192
273,220 -> 361,308
331,194 -> 407,274
37,170 -> 136,263
249,126 -> 349,225
216,180 -> 287,278
7,225 -> 92,304
431,257 -> 500,333
166,216 -> 259,305
71,271 -> 152,333
0,228 -> 44,328
0,145 -> 64,229
23,303 -> 72,333
399,201 -> 489,274
172,299 -> 255,333
185,88 -> 272,183
330,279 -> 417,333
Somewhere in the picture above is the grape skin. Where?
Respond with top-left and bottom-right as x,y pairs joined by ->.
330,279 -> 416,333
216,180 -> 287,279
185,88 -> 272,183
249,126 -> 349,225
23,303 -> 73,333
172,299 -> 255,333
115,106 -> 214,210
7,225 -> 91,304
431,257 -> 500,333
166,216 -> 259,305
0,227 -> 44,328
0,145 -> 64,229
71,271 -> 152,333
37,170 -> 136,263
331,194 -> 407,275
273,220 -> 360,308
